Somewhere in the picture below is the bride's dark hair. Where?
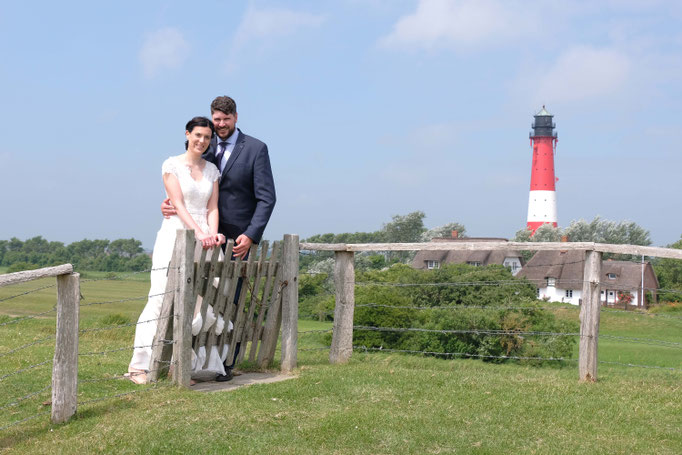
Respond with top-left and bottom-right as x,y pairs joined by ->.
185,116 -> 215,150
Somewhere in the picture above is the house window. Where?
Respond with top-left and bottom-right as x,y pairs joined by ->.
547,278 -> 556,287
609,291 -> 614,296
536,288 -> 540,297
467,261 -> 482,267
426,260 -> 440,270
566,290 -> 573,298
607,273 -> 617,279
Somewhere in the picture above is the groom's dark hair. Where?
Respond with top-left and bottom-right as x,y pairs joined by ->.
210,96 -> 237,116
184,116 -> 215,150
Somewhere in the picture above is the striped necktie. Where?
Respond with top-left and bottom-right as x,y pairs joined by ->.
215,141 -> 228,171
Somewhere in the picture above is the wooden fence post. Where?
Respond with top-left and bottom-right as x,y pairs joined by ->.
52,273 -> 80,424
280,234 -> 299,373
329,251 -> 355,364
579,250 -> 602,382
172,230 -> 195,387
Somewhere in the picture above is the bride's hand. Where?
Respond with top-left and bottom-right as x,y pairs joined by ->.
215,233 -> 226,246
196,231 -> 215,249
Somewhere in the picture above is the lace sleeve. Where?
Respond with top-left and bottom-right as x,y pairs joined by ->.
161,157 -> 178,177
205,161 -> 220,182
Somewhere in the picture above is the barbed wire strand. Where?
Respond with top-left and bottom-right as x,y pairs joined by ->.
0,307 -> 57,327
79,266 -> 177,284
79,289 -> 176,308
0,359 -> 52,383
353,325 -> 579,337
0,283 -> 58,304
597,360 -> 681,372
353,345 -> 576,362
78,340 -> 174,357
78,366 -> 172,384
79,315 -> 172,335
599,334 -> 682,348
0,335 -> 55,359
355,302 -> 578,312
0,384 -> 52,413
0,410 -> 52,433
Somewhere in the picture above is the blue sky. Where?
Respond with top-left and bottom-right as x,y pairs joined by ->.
1,0 -> 681,248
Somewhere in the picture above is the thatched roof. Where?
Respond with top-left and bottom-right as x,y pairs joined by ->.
412,238 -> 523,270
517,250 -> 659,292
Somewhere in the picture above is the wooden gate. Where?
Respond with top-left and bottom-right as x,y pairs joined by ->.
148,231 -> 299,386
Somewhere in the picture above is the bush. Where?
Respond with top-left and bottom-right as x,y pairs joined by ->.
352,264 -> 577,365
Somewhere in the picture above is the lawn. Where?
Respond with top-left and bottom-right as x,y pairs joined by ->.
0,276 -> 680,454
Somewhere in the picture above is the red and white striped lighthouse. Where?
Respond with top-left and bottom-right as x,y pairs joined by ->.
526,106 -> 558,234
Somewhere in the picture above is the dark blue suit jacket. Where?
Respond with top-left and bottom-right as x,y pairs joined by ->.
203,129 -> 276,243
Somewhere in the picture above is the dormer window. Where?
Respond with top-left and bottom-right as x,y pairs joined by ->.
467,261 -> 482,267
426,260 -> 440,270
547,277 -> 556,287
607,273 -> 617,279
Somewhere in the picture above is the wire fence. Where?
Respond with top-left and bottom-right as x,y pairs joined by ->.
1,255 -> 681,434
297,259 -> 682,374
0,266 -> 178,434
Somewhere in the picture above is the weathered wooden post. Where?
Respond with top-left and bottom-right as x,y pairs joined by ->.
280,234 -> 299,373
579,249 -> 602,382
329,250 -> 355,364
51,272 -> 80,424
172,230 -> 195,387
148,247 -> 179,383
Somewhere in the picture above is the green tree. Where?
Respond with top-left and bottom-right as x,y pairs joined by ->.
655,235 -> 682,302
562,217 -> 651,245
421,222 -> 467,241
381,211 -> 426,243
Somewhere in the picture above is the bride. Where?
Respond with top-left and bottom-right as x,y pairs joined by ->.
127,116 -> 227,384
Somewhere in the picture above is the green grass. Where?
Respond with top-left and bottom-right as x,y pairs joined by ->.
0,279 -> 681,454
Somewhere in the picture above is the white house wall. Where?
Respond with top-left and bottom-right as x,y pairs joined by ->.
538,287 -> 640,306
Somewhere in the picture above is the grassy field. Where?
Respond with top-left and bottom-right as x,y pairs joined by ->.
0,276 -> 680,454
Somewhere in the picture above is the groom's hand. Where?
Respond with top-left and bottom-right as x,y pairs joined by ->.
161,198 -> 177,218
233,234 -> 253,259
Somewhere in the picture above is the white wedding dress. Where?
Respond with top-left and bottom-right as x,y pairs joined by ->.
129,155 -> 230,379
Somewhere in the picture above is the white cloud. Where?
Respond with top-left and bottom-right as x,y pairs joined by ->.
533,46 -> 631,104
379,0 -> 536,51
138,28 -> 190,79
232,7 -> 326,53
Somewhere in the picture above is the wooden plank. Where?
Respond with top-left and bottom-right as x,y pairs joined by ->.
148,252 -> 178,382
197,251 -> 225,368
51,273 -> 80,424
193,248 -> 209,298
224,244 -> 258,366
216,254 -> 242,350
579,250 -> 601,382
299,241 -> 682,259
193,247 -> 221,351
258,267 -> 283,368
203,241 -> 234,362
249,241 -> 281,362
237,241 -> 269,364
212,240 -> 235,316
329,251 -> 355,364
172,230 -> 195,388
0,264 -> 73,287
280,234 -> 299,373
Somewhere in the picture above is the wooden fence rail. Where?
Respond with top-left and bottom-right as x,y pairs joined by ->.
299,241 -> 682,382
0,264 -> 80,424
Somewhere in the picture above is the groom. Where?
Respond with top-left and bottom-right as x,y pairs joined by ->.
162,95 -> 276,380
